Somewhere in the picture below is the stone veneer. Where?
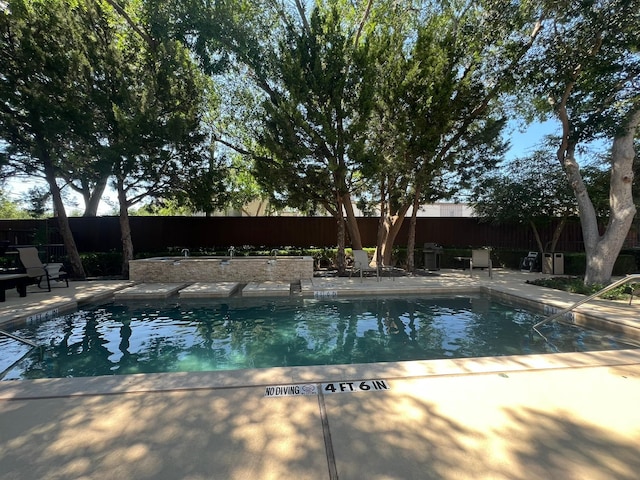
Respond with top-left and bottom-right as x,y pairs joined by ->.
129,256 -> 314,283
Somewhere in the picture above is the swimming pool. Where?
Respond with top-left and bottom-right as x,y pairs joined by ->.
1,294 -> 636,380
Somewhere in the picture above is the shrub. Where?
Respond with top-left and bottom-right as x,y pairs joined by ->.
81,251 -> 123,278
526,276 -> 639,300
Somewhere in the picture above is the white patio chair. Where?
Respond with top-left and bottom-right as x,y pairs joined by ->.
470,249 -> 492,278
350,249 -> 379,282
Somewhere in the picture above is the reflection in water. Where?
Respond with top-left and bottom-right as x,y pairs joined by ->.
1,294 -> 636,381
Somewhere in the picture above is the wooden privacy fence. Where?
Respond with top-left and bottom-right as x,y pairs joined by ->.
0,216 -> 606,253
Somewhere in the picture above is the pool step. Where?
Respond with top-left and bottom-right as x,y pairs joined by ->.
242,282 -> 292,297
114,283 -> 189,299
179,282 -> 240,298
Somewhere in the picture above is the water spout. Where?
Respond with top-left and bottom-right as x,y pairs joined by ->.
181,248 -> 190,257
228,246 -> 235,258
271,249 -> 278,258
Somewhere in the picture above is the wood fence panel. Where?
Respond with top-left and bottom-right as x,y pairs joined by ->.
0,216 -> 597,253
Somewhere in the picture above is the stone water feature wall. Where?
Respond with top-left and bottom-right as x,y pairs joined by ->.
129,256 -> 314,283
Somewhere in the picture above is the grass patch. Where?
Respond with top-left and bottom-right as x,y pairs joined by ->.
526,276 -> 639,300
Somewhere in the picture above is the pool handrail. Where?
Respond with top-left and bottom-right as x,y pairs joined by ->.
0,329 -> 38,348
532,273 -> 640,336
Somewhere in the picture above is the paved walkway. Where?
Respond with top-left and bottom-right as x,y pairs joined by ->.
1,271 -> 640,479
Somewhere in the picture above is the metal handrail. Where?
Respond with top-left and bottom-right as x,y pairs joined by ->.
0,329 -> 38,348
533,274 -> 640,334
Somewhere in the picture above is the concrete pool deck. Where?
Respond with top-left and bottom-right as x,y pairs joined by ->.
1,270 -> 640,479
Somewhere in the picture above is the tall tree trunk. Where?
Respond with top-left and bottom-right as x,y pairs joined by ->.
335,212 -> 346,274
561,110 -> 639,285
41,151 -> 86,279
116,176 -> 134,278
377,203 -> 411,266
82,174 -> 109,217
529,220 -> 545,254
406,196 -> 420,272
583,111 -> 639,284
377,216 -> 397,265
342,192 -> 363,250
549,215 -> 568,253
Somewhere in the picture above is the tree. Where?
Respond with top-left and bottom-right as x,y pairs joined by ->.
223,155 -> 269,216
518,0 -> 640,285
39,0 -> 213,276
105,32 -> 209,275
360,0 -> 541,269
164,87 -> 250,217
472,148 -> 577,254
155,0 -> 378,270
1,0 -> 213,277
0,0 -> 103,277
171,0 -> 532,271
0,1 -> 117,219
22,186 -> 51,218
251,5 -> 377,271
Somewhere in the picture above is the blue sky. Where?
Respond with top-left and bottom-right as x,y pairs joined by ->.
505,119 -> 560,161
505,118 -> 611,165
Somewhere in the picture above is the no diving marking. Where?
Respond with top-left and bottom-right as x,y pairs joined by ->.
264,384 -> 318,397
264,380 -> 389,397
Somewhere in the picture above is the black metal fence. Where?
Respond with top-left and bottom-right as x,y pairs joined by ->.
0,216 -> 612,253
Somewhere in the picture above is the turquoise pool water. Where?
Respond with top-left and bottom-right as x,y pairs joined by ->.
1,294 -> 636,380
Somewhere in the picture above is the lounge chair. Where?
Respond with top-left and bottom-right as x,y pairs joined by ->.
470,249 -> 492,278
16,247 -> 69,291
350,249 -> 379,282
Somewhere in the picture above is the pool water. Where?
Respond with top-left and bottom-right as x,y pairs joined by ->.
1,294 -> 637,380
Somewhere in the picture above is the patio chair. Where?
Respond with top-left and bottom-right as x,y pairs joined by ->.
16,247 -> 69,291
350,249 -> 379,282
470,249 -> 492,278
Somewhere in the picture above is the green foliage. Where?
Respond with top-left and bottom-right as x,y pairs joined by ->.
0,190 -> 30,218
1,0 -> 216,213
526,277 -> 638,300
21,187 -> 50,218
0,0 -> 112,212
251,4 -> 376,216
131,199 -> 194,216
472,147 -> 577,224
519,0 -> 640,142
104,20 -> 211,211
80,251 -> 123,278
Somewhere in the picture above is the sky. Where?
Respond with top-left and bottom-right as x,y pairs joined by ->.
504,119 -> 560,160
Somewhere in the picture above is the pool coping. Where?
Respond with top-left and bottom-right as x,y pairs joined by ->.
2,349 -> 640,400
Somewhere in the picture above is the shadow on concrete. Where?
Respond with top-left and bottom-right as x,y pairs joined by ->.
0,383 -> 327,480
501,405 -> 640,480
323,364 -> 640,479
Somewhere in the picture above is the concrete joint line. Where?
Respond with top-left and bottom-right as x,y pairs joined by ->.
317,384 -> 339,480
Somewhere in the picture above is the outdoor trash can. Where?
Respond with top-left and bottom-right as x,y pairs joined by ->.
542,253 -> 553,274
553,253 -> 564,275
423,243 -> 443,271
